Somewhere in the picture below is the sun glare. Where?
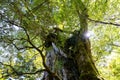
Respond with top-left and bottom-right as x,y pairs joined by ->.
13,25 -> 19,30
85,31 -> 94,38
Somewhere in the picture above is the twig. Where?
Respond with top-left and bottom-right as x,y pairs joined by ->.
22,69 -> 46,74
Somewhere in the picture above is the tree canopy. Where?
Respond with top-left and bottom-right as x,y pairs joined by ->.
0,0 -> 120,80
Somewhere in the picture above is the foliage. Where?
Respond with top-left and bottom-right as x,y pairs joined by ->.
0,0 -> 120,80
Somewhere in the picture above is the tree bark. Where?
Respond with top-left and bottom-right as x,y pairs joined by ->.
42,1 -> 101,80
42,43 -> 80,80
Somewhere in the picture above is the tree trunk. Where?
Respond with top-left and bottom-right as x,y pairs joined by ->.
42,40 -> 100,80
42,1 -> 101,80
42,43 -> 80,80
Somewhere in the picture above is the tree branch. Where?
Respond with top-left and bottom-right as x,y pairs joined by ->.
87,17 -> 120,27
12,43 -> 34,50
75,11 -> 120,27
0,62 -> 20,76
0,62 -> 46,78
0,12 -> 23,28
31,0 -> 48,13
109,43 -> 120,47
0,12 -> 61,79
22,69 -> 46,75
23,28 -> 61,80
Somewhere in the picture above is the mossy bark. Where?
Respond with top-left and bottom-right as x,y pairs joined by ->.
43,1 -> 101,80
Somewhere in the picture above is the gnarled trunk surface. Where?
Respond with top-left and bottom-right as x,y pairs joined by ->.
42,40 -> 100,80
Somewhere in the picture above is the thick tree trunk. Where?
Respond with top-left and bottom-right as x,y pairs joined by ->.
42,1 -> 101,80
42,41 -> 100,80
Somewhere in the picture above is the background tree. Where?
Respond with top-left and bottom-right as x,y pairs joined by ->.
0,0 -> 120,80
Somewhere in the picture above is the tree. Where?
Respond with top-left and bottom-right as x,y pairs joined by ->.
0,0 -> 120,80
